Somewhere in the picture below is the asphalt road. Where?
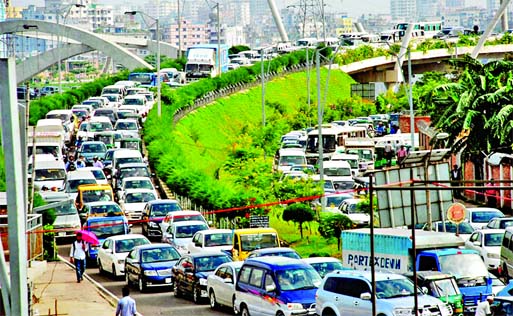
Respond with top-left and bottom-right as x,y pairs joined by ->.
58,226 -> 230,316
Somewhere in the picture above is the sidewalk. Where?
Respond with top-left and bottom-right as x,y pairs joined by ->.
31,259 -> 117,316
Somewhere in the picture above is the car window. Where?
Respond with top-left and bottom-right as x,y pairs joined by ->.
249,268 -> 264,288
239,266 -> 251,284
215,267 -> 226,278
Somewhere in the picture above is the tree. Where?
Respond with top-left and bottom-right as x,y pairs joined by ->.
318,213 -> 353,250
229,45 -> 251,55
282,203 -> 315,238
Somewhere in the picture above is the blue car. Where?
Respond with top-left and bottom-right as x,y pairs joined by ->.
125,243 -> 180,293
84,215 -> 129,264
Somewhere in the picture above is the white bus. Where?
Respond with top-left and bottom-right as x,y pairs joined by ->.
393,21 -> 443,39
306,125 -> 367,164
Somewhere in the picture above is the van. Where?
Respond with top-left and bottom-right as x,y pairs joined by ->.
231,228 -> 280,261
322,160 -> 354,190
36,118 -> 70,145
234,257 -> 321,316
75,184 -> 114,211
33,159 -> 67,191
111,149 -> 144,180
101,85 -> 125,97
500,226 -> 513,278
275,149 -> 307,172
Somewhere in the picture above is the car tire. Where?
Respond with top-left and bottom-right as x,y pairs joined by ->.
125,272 -> 131,287
98,260 -> 104,275
112,264 -> 117,278
209,290 -> 218,309
233,296 -> 238,315
240,304 -> 250,316
138,277 -> 147,293
173,281 -> 181,298
193,286 -> 201,304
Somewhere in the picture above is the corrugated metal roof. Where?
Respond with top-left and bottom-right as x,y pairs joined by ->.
488,153 -> 513,166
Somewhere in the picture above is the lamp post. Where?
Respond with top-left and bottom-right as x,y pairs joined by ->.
425,132 -> 449,230
125,11 -> 161,117
56,3 -> 85,94
214,2 -> 221,77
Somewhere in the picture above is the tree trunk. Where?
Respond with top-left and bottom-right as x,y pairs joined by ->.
299,221 -> 303,239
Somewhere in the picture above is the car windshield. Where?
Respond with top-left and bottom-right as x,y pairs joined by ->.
484,232 -> 504,246
88,219 -> 125,238
141,247 -> 180,263
326,195 -> 351,207
472,211 -> 504,223
194,255 -> 231,272
116,158 -> 143,168
276,267 -> 322,291
171,215 -> 204,223
279,156 -> 306,166
45,200 -> 78,215
82,190 -> 113,203
324,167 -> 352,177
240,233 -> 279,251
175,224 -> 208,238
116,121 -> 138,131
439,253 -> 488,278
123,98 -> 144,106
124,180 -> 153,190
104,95 -> 118,102
119,167 -> 149,179
346,202 -> 365,214
90,170 -> 106,180
34,169 -> 66,181
31,145 -> 60,157
72,110 -> 87,119
102,89 -> 120,95
204,233 -> 232,247
88,122 -> 112,132
125,192 -> 156,203
90,204 -> 122,215
81,143 -> 106,153
115,238 -> 149,253
67,179 -> 96,192
436,222 -> 474,234
310,261 -> 344,278
429,278 -> 460,297
152,203 -> 181,216
376,278 -> 415,299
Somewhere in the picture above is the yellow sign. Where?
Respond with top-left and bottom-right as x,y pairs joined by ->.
447,203 -> 466,224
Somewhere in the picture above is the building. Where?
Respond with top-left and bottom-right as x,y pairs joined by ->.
249,0 -> 270,25
335,16 -> 353,37
390,0 -> 416,22
161,19 -> 208,50
143,0 -> 177,19
222,0 -> 250,27
416,0 -> 442,21
5,5 -> 22,18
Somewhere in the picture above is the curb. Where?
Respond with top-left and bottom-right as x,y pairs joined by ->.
57,255 -> 143,316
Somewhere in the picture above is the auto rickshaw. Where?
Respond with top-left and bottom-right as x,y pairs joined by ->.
120,138 -> 143,153
75,184 -> 114,211
94,132 -> 115,149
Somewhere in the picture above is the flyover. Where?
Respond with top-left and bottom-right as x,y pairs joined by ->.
0,19 -> 178,83
339,44 -> 513,83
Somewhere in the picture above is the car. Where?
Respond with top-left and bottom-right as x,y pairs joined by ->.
34,197 -> 81,240
314,193 -> 353,214
186,229 -> 233,254
84,215 -> 130,264
114,162 -> 149,189
101,93 -> 123,107
420,221 -> 475,241
159,210 -> 207,236
63,170 -> 97,200
246,247 -> 301,259
491,274 -> 507,295
486,217 -> 513,229
234,256 -> 321,316
82,167 -> 108,185
125,243 -> 181,292
119,188 -> 158,221
206,261 -> 243,312
76,141 -> 107,164
92,108 -> 118,125
141,199 -> 182,238
116,177 -> 157,202
465,229 -> 504,270
339,198 -> 370,227
303,257 -> 345,278
97,234 -> 150,277
315,270 -> 452,316
114,119 -> 140,139
465,207 -> 505,230
172,252 -> 232,303
79,201 -> 124,223
162,220 -> 209,255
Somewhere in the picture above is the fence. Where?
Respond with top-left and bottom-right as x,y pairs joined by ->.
0,213 -> 43,262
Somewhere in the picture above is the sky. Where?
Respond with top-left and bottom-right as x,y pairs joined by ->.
9,0 -> 485,18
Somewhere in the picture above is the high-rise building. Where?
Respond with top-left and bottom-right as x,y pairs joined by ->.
161,19 -> 208,49
390,0 -> 416,22
249,0 -> 270,24
446,0 -> 465,13
416,0 -> 442,21
144,0 -> 177,20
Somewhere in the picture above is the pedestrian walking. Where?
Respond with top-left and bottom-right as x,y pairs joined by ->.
451,164 -> 462,198
474,296 -> 494,316
486,179 -> 498,208
396,145 -> 408,166
69,232 -> 87,283
116,287 -> 137,316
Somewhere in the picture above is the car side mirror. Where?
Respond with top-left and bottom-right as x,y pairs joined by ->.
360,292 -> 372,300
224,278 -> 233,284
265,284 -> 276,292
421,287 -> 429,295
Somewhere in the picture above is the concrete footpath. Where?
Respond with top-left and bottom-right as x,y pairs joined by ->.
31,259 -> 118,316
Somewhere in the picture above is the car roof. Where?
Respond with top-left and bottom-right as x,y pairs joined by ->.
244,256 -> 307,269
216,261 -> 244,269
147,199 -> 179,205
172,220 -> 208,227
67,170 -> 96,180
303,257 -> 342,264
122,177 -> 152,182
251,247 -> 297,254
197,229 -> 232,235
84,201 -> 119,207
104,234 -> 148,241
185,251 -> 231,258
134,243 -> 174,251
325,270 -> 406,282
476,228 -> 506,234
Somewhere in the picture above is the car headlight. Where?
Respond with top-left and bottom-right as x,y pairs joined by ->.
144,270 -> 157,276
487,253 -> 500,259
90,245 -> 98,250
117,259 -> 125,265
286,303 -> 303,310
199,278 -> 208,286
394,308 -> 413,316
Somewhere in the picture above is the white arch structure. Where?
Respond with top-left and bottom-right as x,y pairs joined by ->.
0,19 -> 155,83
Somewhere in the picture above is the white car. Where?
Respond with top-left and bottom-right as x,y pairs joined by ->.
339,198 -> 370,227
159,210 -> 207,236
465,207 -> 505,230
97,234 -> 150,277
187,229 -> 233,254
303,257 -> 344,278
116,177 -> 157,202
465,229 -> 504,270
119,189 -> 158,220
207,261 -> 243,312
82,167 -> 108,185
161,220 -> 209,255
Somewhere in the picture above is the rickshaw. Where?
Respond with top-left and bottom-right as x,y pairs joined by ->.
94,132 -> 115,149
120,138 -> 143,153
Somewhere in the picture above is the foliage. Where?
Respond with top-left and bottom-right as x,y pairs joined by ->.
43,223 -> 57,261
317,213 -> 353,250
282,203 -> 315,238
229,45 -> 251,55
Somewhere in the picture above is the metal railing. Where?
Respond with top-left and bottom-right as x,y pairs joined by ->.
0,213 -> 43,262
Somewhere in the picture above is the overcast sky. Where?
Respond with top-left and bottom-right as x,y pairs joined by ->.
10,0 -> 485,18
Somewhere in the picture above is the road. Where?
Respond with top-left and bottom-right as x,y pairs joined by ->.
58,225 -> 230,316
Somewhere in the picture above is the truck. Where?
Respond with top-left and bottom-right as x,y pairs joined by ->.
341,228 -> 492,314
185,44 -> 229,81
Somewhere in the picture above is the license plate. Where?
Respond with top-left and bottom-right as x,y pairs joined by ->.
58,232 -> 66,236
165,278 -> 171,283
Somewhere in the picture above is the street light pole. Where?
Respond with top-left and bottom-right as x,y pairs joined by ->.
177,0 -> 182,58
316,50 -> 325,212
156,17 -> 161,117
216,2 -> 221,77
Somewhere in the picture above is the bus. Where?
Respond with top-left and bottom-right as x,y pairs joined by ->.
127,72 -> 169,87
306,125 -> 367,164
393,21 -> 443,39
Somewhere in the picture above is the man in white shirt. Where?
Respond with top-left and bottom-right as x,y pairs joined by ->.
475,296 -> 494,316
69,232 -> 87,283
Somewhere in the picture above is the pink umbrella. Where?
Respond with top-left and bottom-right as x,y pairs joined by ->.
75,230 -> 99,245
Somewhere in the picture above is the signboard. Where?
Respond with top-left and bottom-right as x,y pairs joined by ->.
343,250 -> 410,274
374,162 -> 453,228
447,203 -> 466,224
249,215 -> 269,228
